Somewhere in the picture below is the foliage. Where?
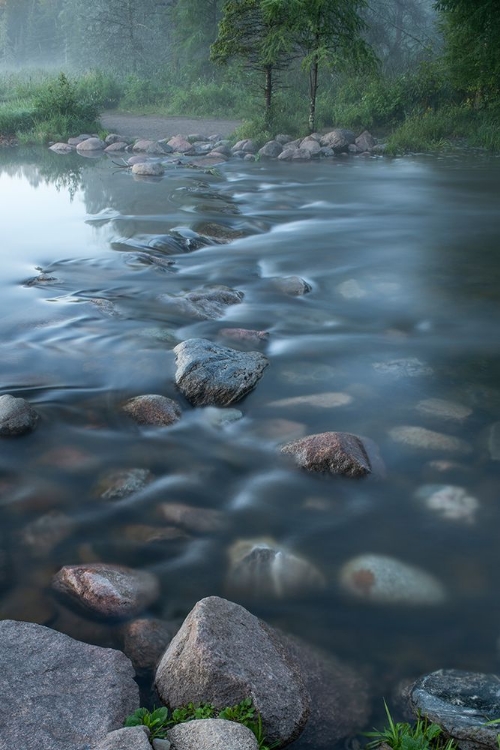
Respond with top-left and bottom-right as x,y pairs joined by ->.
33,72 -> 99,123
124,698 -> 275,750
364,701 -> 457,750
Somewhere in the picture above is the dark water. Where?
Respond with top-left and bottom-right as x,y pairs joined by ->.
1,147 -> 500,728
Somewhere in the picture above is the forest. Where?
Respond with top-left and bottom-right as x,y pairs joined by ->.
0,0 -> 499,152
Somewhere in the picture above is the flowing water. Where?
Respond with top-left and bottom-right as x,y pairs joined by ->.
1,146 -> 500,732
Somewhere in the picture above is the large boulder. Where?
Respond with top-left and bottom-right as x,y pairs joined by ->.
0,620 -> 139,750
76,137 -> 106,152
407,670 -> 500,750
280,431 -> 385,478
155,596 -> 310,748
319,129 -> 356,152
258,140 -> 283,159
174,338 -> 269,407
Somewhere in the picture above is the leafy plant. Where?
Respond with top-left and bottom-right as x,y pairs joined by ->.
124,706 -> 170,740
364,701 -> 457,750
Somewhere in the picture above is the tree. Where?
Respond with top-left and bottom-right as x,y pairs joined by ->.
211,0 -> 299,125
171,0 -> 223,78
293,0 -> 375,132
435,0 -> 500,103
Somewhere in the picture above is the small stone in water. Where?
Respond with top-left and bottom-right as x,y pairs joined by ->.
281,431 -> 385,478
268,392 -> 353,409
0,394 -> 40,435
389,425 -> 472,454
200,406 -> 243,427
96,468 -> 153,501
373,358 -> 434,378
415,397 -> 472,423
336,279 -> 366,299
414,484 -> 479,523
122,394 -> 181,427
339,554 -> 446,605
158,502 -> 226,534
272,276 -> 312,296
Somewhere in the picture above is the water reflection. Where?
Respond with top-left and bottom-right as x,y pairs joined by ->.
1,147 -> 500,736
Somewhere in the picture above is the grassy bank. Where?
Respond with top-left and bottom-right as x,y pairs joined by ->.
0,66 -> 499,153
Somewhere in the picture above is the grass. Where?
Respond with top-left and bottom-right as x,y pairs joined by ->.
364,701 -> 457,750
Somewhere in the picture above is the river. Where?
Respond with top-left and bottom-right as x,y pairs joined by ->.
1,146 -> 500,735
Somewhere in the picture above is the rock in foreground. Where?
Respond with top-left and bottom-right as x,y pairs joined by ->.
167,719 -> 258,750
280,431 -> 384,478
155,596 -> 309,748
407,669 -> 500,750
0,619 -> 138,750
0,394 -> 40,435
174,338 -> 269,406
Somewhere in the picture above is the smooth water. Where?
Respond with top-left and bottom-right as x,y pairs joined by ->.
1,147 -> 500,727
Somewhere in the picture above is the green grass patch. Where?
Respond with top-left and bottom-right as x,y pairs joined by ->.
364,701 -> 457,750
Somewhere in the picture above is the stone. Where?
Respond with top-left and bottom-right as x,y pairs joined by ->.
127,155 -> 148,165
159,287 -> 244,320
0,394 -> 40,435
105,133 -> 125,145
132,161 -> 164,176
281,431 -> 385,478
93,726 -> 151,750
49,142 -> 74,153
68,134 -> 93,145
355,130 -> 377,151
339,554 -> 447,605
0,619 -> 138,750
258,140 -> 283,158
415,398 -> 472,423
122,394 -> 181,427
95,468 -> 153,501
225,538 -> 326,599
118,524 -> 190,545
174,338 -> 269,407
120,618 -> 177,676
275,133 -> 293,144
52,563 -> 160,620
280,635 -> 371,750
200,406 -> 243,427
76,137 -> 106,152
132,139 -> 155,151
190,156 -> 227,167
337,279 -> 366,299
319,129 -> 356,152
299,137 -> 322,156
153,740 -> 171,750
219,328 -> 269,345
407,670 -> 500,750
268,392 -> 353,409
373,357 -> 434,378
159,502 -> 226,534
413,484 -> 479,524
167,135 -> 194,153
167,720 -> 258,750
104,142 -> 128,153
20,510 -> 75,556
272,276 -> 312,295
231,139 -> 257,154
195,223 -> 246,243
388,426 -> 472,454
155,596 -> 309,748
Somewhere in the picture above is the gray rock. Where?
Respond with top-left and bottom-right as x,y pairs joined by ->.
388,426 -> 472,454
104,141 -> 128,153
133,139 -> 155,152
226,538 -> 326,599
157,139 -> 174,153
300,137 -> 322,156
281,431 -> 385,478
272,276 -> 312,296
155,596 -> 309,748
52,563 -> 160,620
167,720 -> 258,750
200,406 -> 243,427
153,740 -> 171,750
355,130 -> 377,151
132,161 -> 164,176
167,135 -> 194,153
413,484 -> 479,524
0,619 -> 139,750
319,129 -> 356,152
159,501 -> 227,534
159,287 -> 244,320
268,392 -> 353,409
277,147 -> 298,161
0,394 -> 40,435
76,137 -> 106,152
174,338 -> 269,407
122,394 -> 181,427
49,142 -> 74,153
96,468 -> 154,500
339,553 -> 447,605
407,669 -> 500,750
104,133 -> 125,145
68,134 -> 93,145
120,618 -> 177,676
231,139 -> 257,154
258,140 -> 283,158
93,726 -> 151,750
373,357 -> 433,378
337,279 -> 366,299
219,328 -> 269,346
244,153 -> 255,162
415,398 -> 472,423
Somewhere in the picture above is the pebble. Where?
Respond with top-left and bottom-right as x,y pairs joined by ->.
413,484 -> 479,523
415,397 -> 472,423
388,425 -> 472,454
268,392 -> 353,409
0,394 -> 40,435
281,431 -> 385,478
339,553 -> 447,605
158,502 -> 227,534
95,468 -> 154,501
373,357 -> 434,378
272,276 -> 312,296
122,394 -> 181,426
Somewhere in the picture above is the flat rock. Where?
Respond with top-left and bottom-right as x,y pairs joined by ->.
120,618 -> 177,676
226,538 -> 326,600
52,563 -> 160,620
389,426 -> 472,454
339,553 -> 447,605
122,394 -> 181,426
155,596 -> 309,748
49,142 -> 74,153
268,392 -> 353,409
174,338 -> 269,407
280,431 -> 384,478
0,620 -> 138,750
104,141 -> 128,153
76,137 -> 105,152
414,484 -> 479,524
167,719 -> 258,750
272,275 -> 312,295
0,394 -> 40,435
407,669 -> 500,750
93,726 -> 151,750
415,398 -> 472,423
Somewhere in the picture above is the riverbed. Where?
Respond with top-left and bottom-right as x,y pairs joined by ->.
1,146 -> 500,733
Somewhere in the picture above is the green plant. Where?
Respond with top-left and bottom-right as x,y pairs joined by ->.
364,701 -> 457,750
124,707 -> 170,740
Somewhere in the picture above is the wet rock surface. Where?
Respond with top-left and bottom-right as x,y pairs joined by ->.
95,468 -> 154,501
389,426 -> 472,454
52,562 -> 160,620
0,619 -> 139,750
119,618 -> 178,676
155,596 -> 310,748
407,670 -> 500,750
0,394 -> 40,435
281,431 -> 384,478
93,726 -> 152,750
174,338 -> 269,406
122,394 -> 182,426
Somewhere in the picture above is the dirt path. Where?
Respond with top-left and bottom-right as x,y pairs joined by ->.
100,112 -> 242,141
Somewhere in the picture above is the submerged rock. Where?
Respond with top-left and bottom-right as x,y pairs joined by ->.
52,563 -> 160,620
122,394 -> 181,427
415,397 -> 472,423
0,394 -> 40,435
280,431 -> 384,478
159,287 -> 244,320
272,276 -> 312,296
155,596 -> 309,748
95,468 -> 153,501
407,670 -> 500,750
119,618 -> 177,676
159,502 -> 227,534
167,720 -> 258,750
268,392 -> 353,409
389,426 -> 472,454
373,357 -> 434,378
225,538 -> 326,600
174,338 -> 269,407
339,553 -> 446,605
414,484 -> 479,524
219,328 -> 269,345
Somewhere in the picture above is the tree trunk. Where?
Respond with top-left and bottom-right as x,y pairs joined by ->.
308,59 -> 319,133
